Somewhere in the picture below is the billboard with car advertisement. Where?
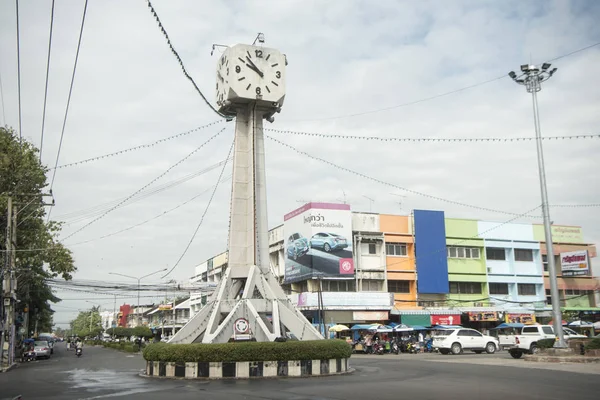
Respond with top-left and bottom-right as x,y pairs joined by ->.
284,202 -> 354,284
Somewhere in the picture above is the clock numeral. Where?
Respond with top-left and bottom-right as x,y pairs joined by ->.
238,57 -> 246,64
265,86 -> 271,93
275,71 -> 281,79
265,54 -> 271,61
255,49 -> 263,58
238,77 -> 246,81
227,67 -> 229,76
235,65 -> 241,73
271,63 -> 278,67
271,81 -> 279,87
256,87 -> 262,95
246,83 -> 251,90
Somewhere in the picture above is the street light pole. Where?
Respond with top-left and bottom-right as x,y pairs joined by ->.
508,63 -> 566,348
109,268 -> 167,327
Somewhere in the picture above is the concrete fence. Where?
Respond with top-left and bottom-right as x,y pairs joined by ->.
145,358 -> 350,379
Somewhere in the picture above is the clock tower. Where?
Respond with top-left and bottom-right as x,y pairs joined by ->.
169,42 -> 322,344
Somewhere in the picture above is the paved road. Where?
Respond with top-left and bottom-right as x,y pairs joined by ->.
1,345 -> 599,399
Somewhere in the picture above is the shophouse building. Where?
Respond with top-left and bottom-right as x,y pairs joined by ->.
188,203 -> 599,331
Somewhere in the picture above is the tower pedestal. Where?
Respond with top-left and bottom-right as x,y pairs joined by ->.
169,104 -> 322,343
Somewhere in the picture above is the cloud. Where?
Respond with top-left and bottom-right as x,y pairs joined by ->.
1,0 -> 598,326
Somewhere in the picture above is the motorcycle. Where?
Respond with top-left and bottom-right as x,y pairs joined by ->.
76,347 -> 83,357
405,342 -> 418,354
391,341 -> 400,355
21,350 -> 36,362
373,342 -> 385,355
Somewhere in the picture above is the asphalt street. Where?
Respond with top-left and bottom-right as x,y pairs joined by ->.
1,345 -> 600,400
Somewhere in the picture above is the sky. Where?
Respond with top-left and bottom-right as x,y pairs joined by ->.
0,0 -> 599,327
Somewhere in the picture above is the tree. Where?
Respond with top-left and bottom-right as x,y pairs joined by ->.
1,127 -> 77,333
69,306 -> 102,337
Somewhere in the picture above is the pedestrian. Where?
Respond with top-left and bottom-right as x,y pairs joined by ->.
418,331 -> 424,352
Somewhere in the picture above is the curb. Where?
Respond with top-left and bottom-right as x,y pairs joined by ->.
142,358 -> 352,379
0,363 -> 18,373
524,355 -> 600,364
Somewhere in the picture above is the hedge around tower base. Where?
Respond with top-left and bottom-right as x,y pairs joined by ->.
142,340 -> 352,363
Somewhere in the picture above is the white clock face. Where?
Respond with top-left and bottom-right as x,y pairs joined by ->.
216,44 -> 286,110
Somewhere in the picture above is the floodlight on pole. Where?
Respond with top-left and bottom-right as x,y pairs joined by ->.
508,62 -> 566,348
109,268 -> 167,327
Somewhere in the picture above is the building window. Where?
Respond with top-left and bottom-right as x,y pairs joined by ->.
386,243 -> 407,256
322,280 -> 356,292
449,282 -> 482,294
542,254 -> 560,272
368,243 -> 377,254
486,248 -> 506,261
489,283 -> 509,295
387,280 -> 410,293
518,283 -> 536,296
515,249 -> 534,262
565,289 -> 584,296
362,279 -> 382,291
447,247 -> 480,259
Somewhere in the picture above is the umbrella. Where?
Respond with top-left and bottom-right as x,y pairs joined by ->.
393,324 -> 413,332
490,323 -> 524,330
328,324 -> 350,332
594,321 -> 600,330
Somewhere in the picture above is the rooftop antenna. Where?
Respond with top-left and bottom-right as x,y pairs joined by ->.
390,193 -> 407,213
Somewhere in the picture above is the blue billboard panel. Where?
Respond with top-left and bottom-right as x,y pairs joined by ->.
414,210 -> 449,294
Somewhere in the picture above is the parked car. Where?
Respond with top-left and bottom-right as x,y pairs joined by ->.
309,232 -> 349,252
432,328 -> 499,355
36,335 -> 55,354
286,233 -> 309,261
505,325 -> 590,358
33,340 -> 51,359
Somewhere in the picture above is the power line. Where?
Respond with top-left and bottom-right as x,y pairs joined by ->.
15,0 -> 22,141
51,120 -> 223,170
267,135 -> 538,218
162,138 -> 235,279
0,69 -> 5,125
266,128 -> 600,143
39,0 -> 55,161
64,174 -> 232,247
58,160 -> 230,224
145,0 -> 225,119
60,126 -> 228,242
285,41 -> 600,123
47,0 -> 89,221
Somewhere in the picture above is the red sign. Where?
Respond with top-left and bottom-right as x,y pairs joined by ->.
431,315 -> 459,326
339,258 -> 354,274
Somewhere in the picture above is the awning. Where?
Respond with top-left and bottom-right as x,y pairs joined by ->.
391,309 -> 461,315
401,314 -> 431,327
562,307 -> 600,312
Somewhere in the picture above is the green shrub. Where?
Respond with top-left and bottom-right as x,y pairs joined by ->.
585,338 -> 600,350
143,340 -> 352,363
537,338 -> 556,349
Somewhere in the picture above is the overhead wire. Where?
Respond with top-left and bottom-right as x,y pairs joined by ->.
0,69 -> 5,125
47,0 -> 89,221
266,128 -> 600,143
285,41 -> 600,123
39,0 -> 55,161
162,137 -> 235,279
60,125 -> 228,242
266,135 -> 538,218
63,174 -> 232,247
51,120 -> 224,170
58,159 -> 231,224
145,0 -> 226,119
15,0 -> 22,141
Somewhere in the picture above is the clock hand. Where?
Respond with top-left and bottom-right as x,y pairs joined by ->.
245,57 -> 264,77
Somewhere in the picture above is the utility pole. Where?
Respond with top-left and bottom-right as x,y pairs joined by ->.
508,63 -> 565,348
1,197 -> 17,369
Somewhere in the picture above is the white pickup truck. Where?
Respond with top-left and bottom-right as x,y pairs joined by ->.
503,325 -> 586,358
